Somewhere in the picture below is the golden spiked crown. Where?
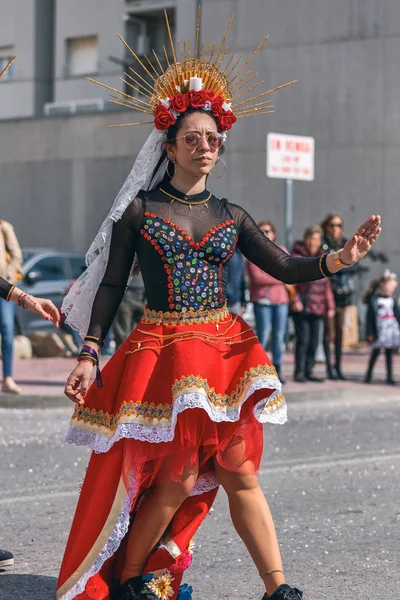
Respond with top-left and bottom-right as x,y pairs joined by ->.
88,9 -> 296,131
0,56 -> 16,79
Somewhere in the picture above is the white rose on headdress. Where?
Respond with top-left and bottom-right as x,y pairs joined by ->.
222,102 -> 232,112
162,98 -> 171,109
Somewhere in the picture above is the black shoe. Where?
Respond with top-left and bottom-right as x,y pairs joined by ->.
335,367 -> 346,380
294,374 -> 307,383
364,373 -> 372,384
386,378 -> 396,385
118,576 -> 159,600
327,365 -> 338,380
0,549 -> 14,567
306,374 -> 325,383
262,583 -> 303,599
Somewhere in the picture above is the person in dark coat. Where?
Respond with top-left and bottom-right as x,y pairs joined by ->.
291,226 -> 336,382
320,213 -> 359,380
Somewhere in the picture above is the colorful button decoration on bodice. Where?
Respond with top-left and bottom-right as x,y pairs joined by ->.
141,212 -> 238,312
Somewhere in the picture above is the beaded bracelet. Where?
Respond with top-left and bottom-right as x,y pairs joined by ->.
17,292 -> 31,309
78,344 -> 103,388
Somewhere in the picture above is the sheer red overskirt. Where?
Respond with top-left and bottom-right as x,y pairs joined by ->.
57,313 -> 284,600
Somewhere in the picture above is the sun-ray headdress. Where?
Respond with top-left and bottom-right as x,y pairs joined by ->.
0,56 -> 16,79
62,9 -> 296,335
87,9 -> 296,132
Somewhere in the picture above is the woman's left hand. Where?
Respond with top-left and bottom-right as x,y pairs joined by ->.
340,215 -> 382,265
26,296 -> 60,327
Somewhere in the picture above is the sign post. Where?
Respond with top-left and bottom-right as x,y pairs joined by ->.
267,133 -> 315,250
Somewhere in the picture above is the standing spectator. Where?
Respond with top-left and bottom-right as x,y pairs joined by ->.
321,213 -> 357,380
291,226 -> 336,382
0,219 -> 23,394
246,221 -> 289,382
226,249 -> 247,315
364,270 -> 400,384
112,273 -> 146,349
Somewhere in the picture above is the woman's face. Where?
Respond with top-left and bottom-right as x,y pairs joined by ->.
166,112 -> 220,180
305,233 -> 321,256
327,217 -> 343,240
260,223 -> 276,242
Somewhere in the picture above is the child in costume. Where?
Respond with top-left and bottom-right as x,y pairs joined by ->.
57,11 -> 381,600
364,270 -> 400,384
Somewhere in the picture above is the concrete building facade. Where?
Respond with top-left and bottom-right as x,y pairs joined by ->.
0,0 -> 399,286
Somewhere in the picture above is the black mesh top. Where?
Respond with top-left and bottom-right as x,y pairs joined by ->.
87,181 -> 325,340
0,277 -> 13,301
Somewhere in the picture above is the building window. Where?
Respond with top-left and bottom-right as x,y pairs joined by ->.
66,35 -> 99,76
123,9 -> 175,96
0,47 -> 16,80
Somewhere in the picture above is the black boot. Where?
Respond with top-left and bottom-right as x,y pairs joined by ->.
364,348 -> 380,383
294,373 -> 307,382
334,333 -> 346,380
117,576 -> 159,600
323,338 -> 338,379
262,583 -> 303,599
385,349 -> 395,384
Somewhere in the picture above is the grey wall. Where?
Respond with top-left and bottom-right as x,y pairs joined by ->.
54,0 -> 126,103
0,0 -> 398,284
0,0 -> 36,118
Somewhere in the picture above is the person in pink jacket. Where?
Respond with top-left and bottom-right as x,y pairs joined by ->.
290,226 -> 336,382
246,221 -> 290,382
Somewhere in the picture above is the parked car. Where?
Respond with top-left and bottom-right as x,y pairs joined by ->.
15,249 -> 86,335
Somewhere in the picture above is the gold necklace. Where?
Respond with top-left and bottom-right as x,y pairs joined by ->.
159,187 -> 212,210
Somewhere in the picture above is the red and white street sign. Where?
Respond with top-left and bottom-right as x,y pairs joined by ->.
267,133 -> 315,181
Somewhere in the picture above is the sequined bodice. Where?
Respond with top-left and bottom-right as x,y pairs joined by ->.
86,183 -> 324,341
141,212 -> 237,312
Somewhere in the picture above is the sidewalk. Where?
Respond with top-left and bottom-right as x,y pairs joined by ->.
1,348 -> 399,407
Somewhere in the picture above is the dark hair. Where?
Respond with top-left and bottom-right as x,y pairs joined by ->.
166,108 -> 219,142
303,225 -> 322,240
150,108 -> 224,183
320,213 -> 344,237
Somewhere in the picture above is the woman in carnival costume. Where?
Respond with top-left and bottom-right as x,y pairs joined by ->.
58,12 -> 381,600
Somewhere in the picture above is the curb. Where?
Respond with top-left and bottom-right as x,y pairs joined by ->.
1,387 -> 398,410
0,395 -> 67,409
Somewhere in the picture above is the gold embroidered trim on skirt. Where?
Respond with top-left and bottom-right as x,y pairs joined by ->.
141,302 -> 230,325
70,364 -> 282,432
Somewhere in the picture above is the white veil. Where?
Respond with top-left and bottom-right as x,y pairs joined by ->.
61,128 -> 167,337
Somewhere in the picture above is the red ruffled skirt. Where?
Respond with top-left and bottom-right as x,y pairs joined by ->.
57,305 -> 286,600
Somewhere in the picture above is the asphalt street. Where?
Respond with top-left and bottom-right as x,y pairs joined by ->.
0,389 -> 399,600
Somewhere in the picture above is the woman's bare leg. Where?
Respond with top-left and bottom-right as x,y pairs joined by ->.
214,460 -> 285,596
121,457 -> 198,583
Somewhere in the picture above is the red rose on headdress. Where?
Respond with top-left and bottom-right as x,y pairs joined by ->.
204,90 -> 216,103
169,93 -> 190,113
154,105 -> 177,130
210,95 -> 225,117
218,110 -> 237,131
188,89 -> 208,108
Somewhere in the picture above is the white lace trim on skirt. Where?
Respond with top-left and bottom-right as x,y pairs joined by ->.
65,378 -> 287,453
